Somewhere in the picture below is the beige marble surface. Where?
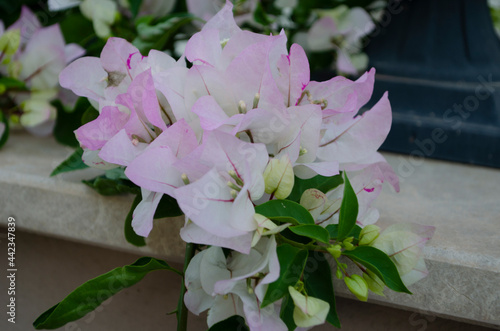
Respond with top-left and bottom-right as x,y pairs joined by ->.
0,131 -> 499,328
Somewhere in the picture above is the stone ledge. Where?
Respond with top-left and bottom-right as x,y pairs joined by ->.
0,131 -> 499,329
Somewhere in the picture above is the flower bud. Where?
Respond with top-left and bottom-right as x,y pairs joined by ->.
326,244 -> 342,259
335,267 -> 343,280
363,270 -> 385,296
263,154 -> 294,199
0,29 -> 21,56
343,237 -> 354,250
359,225 -> 380,246
300,189 -> 327,220
344,274 -> 368,302
288,286 -> 330,328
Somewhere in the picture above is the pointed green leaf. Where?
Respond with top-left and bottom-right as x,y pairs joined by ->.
287,174 -> 343,202
153,194 -> 183,219
0,77 -> 27,91
208,315 -> 249,331
261,244 -> 308,307
326,224 -> 362,240
289,225 -> 330,244
33,257 -> 182,329
53,99 -> 89,148
280,293 -> 297,331
337,174 -> 358,241
124,194 -> 146,247
82,177 -> 139,196
255,200 -> 314,225
303,252 -> 341,328
50,148 -> 89,176
342,246 -> 412,294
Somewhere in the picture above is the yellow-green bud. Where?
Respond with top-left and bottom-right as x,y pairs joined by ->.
343,237 -> 354,250
359,225 -> 380,246
335,267 -> 343,280
263,154 -> 294,199
327,244 -> 342,259
300,188 -> 327,220
0,29 -> 21,56
363,270 -> 385,296
344,274 -> 368,302
0,84 -> 6,95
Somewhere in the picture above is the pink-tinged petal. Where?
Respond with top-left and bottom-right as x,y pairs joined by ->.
288,104 -> 322,164
336,50 -> 357,76
125,146 -> 183,196
185,28 -> 222,67
154,66 -> 190,122
221,30 -> 269,68
322,92 -> 359,126
174,168 -> 248,238
64,43 -> 85,63
307,17 -> 337,52
201,0 -> 240,40
192,95 -> 230,130
119,101 -> 156,143
341,8 -> 375,43
19,25 -> 66,89
318,92 -> 391,164
184,249 -> 215,315
9,6 -> 41,45
214,237 -> 277,295
293,161 -> 340,179
225,35 -> 287,112
233,108 -> 289,146
343,153 -> 400,193
59,57 -> 107,101
275,43 -> 310,107
81,149 -> 118,170
400,258 -> 429,286
207,293 -> 244,327
75,106 -> 129,150
306,68 -> 375,111
131,189 -> 163,237
125,69 -> 167,131
149,119 -> 199,158
147,49 -> 177,74
98,129 -> 147,166
100,37 -> 141,76
184,65 -> 237,117
180,221 -> 253,254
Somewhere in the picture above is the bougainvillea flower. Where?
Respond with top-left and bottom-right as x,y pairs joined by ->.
184,236 -> 286,330
371,223 -> 436,286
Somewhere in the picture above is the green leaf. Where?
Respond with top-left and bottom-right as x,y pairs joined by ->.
82,177 -> 139,196
262,244 -> 308,307
50,148 -> 89,176
104,167 -> 129,180
253,2 -> 274,26
288,174 -> 343,202
0,77 -> 27,91
53,99 -> 90,148
303,252 -> 341,328
153,194 -> 183,219
280,293 -> 297,331
337,174 -> 358,241
208,315 -> 249,331
255,200 -> 314,225
129,0 -> 143,18
0,110 -> 10,149
289,224 -> 330,244
326,224 -> 362,240
33,257 -> 181,329
342,246 -> 412,294
124,194 -> 146,247
81,104 -> 99,125
132,13 -> 198,54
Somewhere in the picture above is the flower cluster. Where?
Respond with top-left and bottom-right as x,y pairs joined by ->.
56,2 -> 434,329
0,7 -> 84,137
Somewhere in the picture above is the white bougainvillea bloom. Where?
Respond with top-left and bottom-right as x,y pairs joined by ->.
371,223 -> 436,286
0,6 -> 84,132
184,236 -> 286,330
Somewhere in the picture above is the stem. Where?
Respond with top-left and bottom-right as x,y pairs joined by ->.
277,234 -> 328,253
177,242 -> 196,331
